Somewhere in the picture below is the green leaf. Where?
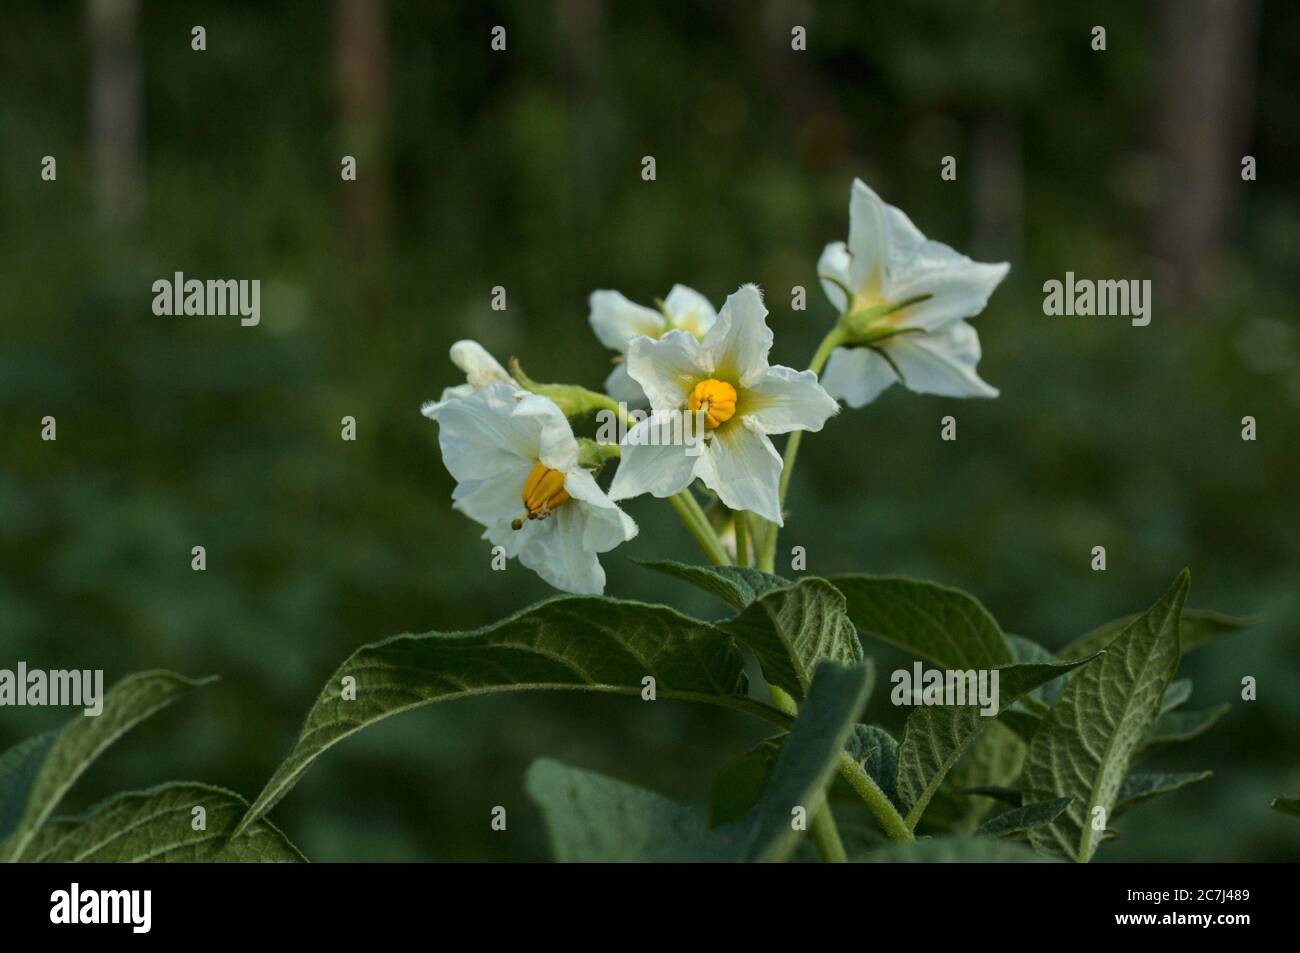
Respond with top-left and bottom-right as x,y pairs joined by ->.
527,759 -> 723,861
895,657 -> 1094,828
830,575 -> 1011,669
943,721 -> 1027,832
720,578 -> 862,701
1137,705 -> 1230,756
1023,570 -> 1189,862
1113,771 -> 1211,819
530,661 -> 873,862
0,670 -> 214,862
1160,678 -> 1193,713
1059,607 -> 1255,661
237,596 -> 784,835
21,782 -> 305,862
712,721 -> 899,826
862,835 -> 1058,863
845,725 -> 901,809
637,559 -> 790,611
1271,797 -> 1300,818
975,798 -> 1072,837
0,732 -> 57,840
710,740 -> 780,827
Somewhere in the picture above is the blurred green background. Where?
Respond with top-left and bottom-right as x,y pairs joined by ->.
2,0 -> 1297,861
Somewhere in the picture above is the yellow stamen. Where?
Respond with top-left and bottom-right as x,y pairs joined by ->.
687,378 -> 738,429
513,462 -> 570,529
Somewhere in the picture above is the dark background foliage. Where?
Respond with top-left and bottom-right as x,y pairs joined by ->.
2,0 -> 1296,861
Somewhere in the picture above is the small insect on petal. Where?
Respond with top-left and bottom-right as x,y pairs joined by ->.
515,462 -> 571,528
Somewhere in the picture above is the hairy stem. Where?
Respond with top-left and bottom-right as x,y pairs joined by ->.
669,489 -> 731,566
836,751 -> 913,841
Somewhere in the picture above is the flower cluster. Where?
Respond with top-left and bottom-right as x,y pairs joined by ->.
423,179 -> 1009,593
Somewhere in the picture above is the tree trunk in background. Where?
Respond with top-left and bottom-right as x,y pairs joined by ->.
972,112 -> 1024,263
1157,0 -> 1259,309
335,0 -> 389,251
88,0 -> 142,228
554,0 -> 608,231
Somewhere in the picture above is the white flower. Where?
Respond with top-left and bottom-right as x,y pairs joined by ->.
425,383 -> 637,595
588,285 -> 717,403
608,284 -> 838,525
420,340 -> 516,417
817,179 -> 1009,407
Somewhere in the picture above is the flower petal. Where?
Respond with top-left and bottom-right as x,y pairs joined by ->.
512,393 -> 580,472
696,418 -> 783,524
608,413 -> 699,501
885,320 -> 999,398
602,361 -> 646,405
563,468 -> 638,552
518,505 -> 607,595
626,329 -> 707,410
743,365 -> 839,435
699,284 -> 773,387
428,384 -> 535,482
663,285 -> 717,337
449,340 -> 513,388
818,241 -> 852,313
451,471 -> 531,552
886,249 -> 1009,334
847,179 -> 889,299
588,290 -> 666,353
820,346 -> 899,408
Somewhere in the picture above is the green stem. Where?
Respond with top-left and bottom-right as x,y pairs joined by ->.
836,751 -> 913,841
810,803 -> 848,862
669,490 -> 731,566
758,324 -> 848,572
733,510 -> 749,567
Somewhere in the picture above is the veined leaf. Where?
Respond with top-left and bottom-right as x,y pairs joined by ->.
1023,570 -> 1189,862
1113,771 -> 1211,819
1271,797 -> 1300,818
712,720 -> 898,827
1137,705 -> 1230,756
638,559 -> 790,611
529,662 -> 873,862
237,596 -> 784,835
1059,607 -> 1254,661
0,733 -> 57,841
830,575 -> 1011,669
22,782 -> 305,862
720,578 -> 862,701
862,835 -> 1056,863
975,797 -> 1071,837
0,671 -> 214,862
845,725 -> 901,809
896,657 -> 1094,828
1006,678 -> 1197,742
